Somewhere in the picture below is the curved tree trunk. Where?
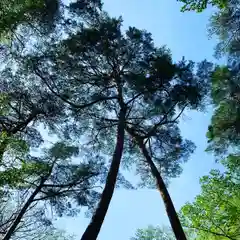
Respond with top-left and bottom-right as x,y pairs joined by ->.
138,139 -> 187,240
80,108 -> 126,240
3,177 -> 46,240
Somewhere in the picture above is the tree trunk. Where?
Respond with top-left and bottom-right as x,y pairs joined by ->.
80,107 -> 126,240
3,177 -> 46,240
138,139 -> 187,240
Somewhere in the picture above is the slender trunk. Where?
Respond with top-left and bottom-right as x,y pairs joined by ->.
138,139 -> 187,240
80,108 -> 126,240
3,178 -> 46,240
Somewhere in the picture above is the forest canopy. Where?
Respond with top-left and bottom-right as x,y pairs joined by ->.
0,0 -> 239,240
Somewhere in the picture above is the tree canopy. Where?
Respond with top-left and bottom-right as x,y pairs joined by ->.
180,154 -> 240,240
17,7 -> 214,239
0,191 -> 74,240
0,0 -> 61,40
177,0 -> 228,12
1,0 -> 240,240
209,0 -> 240,58
206,65 -> 240,158
131,226 -> 176,240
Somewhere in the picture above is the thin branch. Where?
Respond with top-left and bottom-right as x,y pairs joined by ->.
144,102 -> 179,139
186,226 -> 237,240
33,67 -> 118,109
126,92 -> 143,105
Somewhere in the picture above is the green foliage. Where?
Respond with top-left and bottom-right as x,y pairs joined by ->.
0,131 -> 29,163
0,161 -> 47,188
180,155 -> 240,240
206,65 -> 240,157
0,140 -> 103,224
0,1 -> 216,239
0,93 -> 10,116
222,154 -> 240,176
0,64 -> 67,149
178,0 -> 228,12
181,3 -> 240,238
21,10 -> 213,188
131,226 -> 175,240
206,0 -> 240,158
0,131 -> 29,153
47,141 -> 79,160
0,192 -> 75,240
209,0 -> 240,57
0,0 -> 60,40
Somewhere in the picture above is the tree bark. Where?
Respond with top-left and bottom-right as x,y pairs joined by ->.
137,139 -> 187,240
3,177 -> 46,240
80,107 -> 126,240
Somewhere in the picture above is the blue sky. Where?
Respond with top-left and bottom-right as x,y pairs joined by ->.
57,0 -> 224,239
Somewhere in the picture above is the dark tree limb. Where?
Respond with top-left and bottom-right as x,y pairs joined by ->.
80,107 -> 126,240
